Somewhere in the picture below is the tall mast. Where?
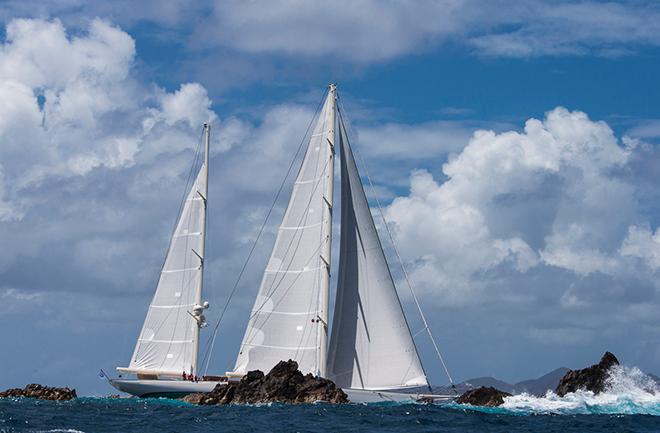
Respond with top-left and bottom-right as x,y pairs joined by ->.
318,84 -> 336,378
192,123 -> 210,375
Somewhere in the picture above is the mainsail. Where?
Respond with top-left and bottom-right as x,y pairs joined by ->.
327,112 -> 429,390
230,86 -> 336,377
120,125 -> 210,377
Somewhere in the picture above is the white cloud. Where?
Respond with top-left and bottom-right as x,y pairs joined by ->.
195,0 -> 660,61
158,83 -> 214,128
468,1 -> 660,58
620,224 -> 660,271
385,107 -> 650,304
0,18 -> 218,220
3,0 -> 660,65
199,0 -> 464,62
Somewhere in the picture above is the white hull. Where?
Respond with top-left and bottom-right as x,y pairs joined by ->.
344,388 -> 457,403
109,379 -> 224,398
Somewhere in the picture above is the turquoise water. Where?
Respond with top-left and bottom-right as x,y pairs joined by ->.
1,397 -> 659,433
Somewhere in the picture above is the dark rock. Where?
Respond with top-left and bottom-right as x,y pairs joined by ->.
182,360 -> 347,405
457,386 -> 512,407
0,384 -> 76,401
555,352 -> 619,397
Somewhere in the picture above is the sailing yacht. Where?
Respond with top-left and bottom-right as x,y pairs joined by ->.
109,86 -> 455,402
226,85 -> 455,403
109,124 -> 226,397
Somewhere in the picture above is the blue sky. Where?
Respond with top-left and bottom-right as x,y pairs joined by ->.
1,0 -> 659,396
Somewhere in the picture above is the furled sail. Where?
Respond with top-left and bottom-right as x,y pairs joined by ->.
230,87 -> 336,377
121,126 -> 209,377
327,114 -> 428,390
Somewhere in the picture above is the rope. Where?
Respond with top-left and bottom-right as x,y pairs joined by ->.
200,88 -> 329,375
337,96 -> 456,391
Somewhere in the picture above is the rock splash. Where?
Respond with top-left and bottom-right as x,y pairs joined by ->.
457,386 -> 512,407
0,384 -> 77,401
182,360 -> 347,405
555,351 -> 619,397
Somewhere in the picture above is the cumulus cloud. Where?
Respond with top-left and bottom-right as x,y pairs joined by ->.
0,15 -> 328,327
620,224 -> 660,271
0,18 -> 217,222
0,16 -> 226,315
386,107 -> 657,305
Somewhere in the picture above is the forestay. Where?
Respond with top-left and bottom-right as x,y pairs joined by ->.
327,115 -> 429,390
231,88 -> 336,377
126,159 -> 208,376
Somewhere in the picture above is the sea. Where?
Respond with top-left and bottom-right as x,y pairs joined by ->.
1,366 -> 659,433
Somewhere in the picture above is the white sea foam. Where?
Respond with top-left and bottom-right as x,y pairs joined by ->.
37,430 -> 86,433
499,365 -> 660,415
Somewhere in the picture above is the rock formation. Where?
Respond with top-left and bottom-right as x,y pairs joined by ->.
0,384 -> 76,401
456,386 -> 512,407
555,351 -> 619,397
182,360 -> 348,405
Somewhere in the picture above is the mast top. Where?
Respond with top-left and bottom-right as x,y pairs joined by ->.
328,83 -> 337,92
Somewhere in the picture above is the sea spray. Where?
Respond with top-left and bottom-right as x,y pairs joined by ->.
498,365 -> 660,415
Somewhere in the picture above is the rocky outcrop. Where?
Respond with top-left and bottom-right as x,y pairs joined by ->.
457,386 -> 512,407
182,360 -> 348,405
0,384 -> 76,401
555,352 -> 619,397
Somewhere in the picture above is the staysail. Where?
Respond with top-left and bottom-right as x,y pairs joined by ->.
327,112 -> 429,390
120,125 -> 210,377
230,86 -> 336,377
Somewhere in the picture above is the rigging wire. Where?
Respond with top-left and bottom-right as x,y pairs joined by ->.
336,95 -> 457,391
200,88 -> 330,375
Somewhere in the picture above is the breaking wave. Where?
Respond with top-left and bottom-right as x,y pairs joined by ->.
468,365 -> 660,415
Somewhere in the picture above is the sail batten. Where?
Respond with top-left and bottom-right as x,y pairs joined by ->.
327,112 -> 428,390
231,87 -> 336,377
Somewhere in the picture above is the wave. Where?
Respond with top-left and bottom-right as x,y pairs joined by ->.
459,365 -> 660,415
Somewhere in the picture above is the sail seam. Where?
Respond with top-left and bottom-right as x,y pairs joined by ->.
173,232 -> 202,238
264,265 -> 324,274
242,343 -> 316,350
250,310 -> 319,316
161,267 -> 200,274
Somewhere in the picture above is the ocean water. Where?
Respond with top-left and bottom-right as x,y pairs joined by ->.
1,366 -> 659,433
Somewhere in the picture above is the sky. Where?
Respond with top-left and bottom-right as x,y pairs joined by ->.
0,0 -> 659,396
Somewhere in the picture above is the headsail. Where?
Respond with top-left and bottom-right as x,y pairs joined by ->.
327,112 -> 428,390
120,125 -> 210,377
230,86 -> 336,377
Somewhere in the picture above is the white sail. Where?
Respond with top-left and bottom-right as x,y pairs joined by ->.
327,115 -> 428,390
230,87 -> 336,377
121,126 -> 209,377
